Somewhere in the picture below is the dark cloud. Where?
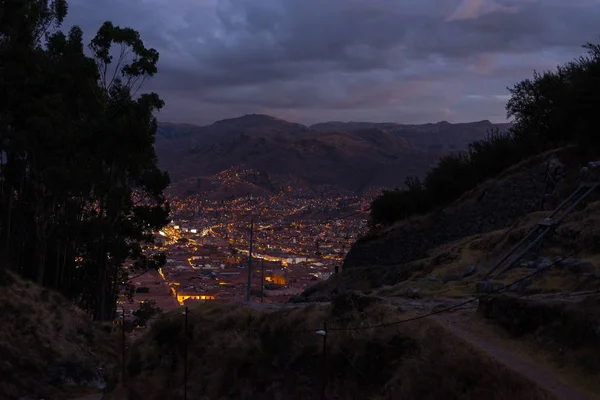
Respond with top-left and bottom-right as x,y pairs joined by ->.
62,0 -> 600,125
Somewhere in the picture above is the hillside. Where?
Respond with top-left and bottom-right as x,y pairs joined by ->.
0,269 -> 118,400
105,297 -> 556,400
155,115 -> 507,193
286,149 -> 600,399
300,147 -> 598,297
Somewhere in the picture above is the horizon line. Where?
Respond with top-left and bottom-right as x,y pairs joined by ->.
158,113 -> 514,128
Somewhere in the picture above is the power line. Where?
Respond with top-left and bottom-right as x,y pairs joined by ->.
327,241 -> 595,332
137,238 -> 595,336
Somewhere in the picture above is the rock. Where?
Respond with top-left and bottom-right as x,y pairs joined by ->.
509,277 -> 532,293
423,275 -> 437,282
558,259 -> 594,274
463,265 -> 482,278
405,287 -> 422,299
442,273 -> 460,284
519,261 -> 536,269
476,280 -> 505,294
533,257 -> 554,273
587,160 -> 600,169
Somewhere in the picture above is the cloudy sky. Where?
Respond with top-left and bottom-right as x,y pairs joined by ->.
63,0 -> 600,126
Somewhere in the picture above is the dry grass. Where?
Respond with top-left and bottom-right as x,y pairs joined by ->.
0,269 -> 119,400
108,296 -> 553,400
341,146 -> 600,300
371,198 -> 600,299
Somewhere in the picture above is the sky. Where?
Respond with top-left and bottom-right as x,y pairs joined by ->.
63,0 -> 600,126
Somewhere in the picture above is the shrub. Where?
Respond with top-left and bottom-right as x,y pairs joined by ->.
370,130 -> 526,228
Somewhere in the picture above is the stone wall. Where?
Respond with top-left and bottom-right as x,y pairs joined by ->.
344,154 -> 573,268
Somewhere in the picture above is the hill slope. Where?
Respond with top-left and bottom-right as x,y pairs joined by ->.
106,298 -> 553,400
155,115 -> 508,193
0,269 -> 118,400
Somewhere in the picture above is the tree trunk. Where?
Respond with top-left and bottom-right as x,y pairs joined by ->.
54,240 -> 61,291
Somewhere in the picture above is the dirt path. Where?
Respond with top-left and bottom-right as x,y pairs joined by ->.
436,311 -> 594,400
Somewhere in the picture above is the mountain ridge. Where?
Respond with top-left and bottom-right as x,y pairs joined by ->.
155,114 -> 511,194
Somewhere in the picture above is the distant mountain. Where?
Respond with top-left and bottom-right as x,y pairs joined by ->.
155,114 -> 510,194
156,122 -> 201,140
310,120 -> 512,151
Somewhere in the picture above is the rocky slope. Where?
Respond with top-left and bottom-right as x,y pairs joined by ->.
343,148 -> 579,269
297,147 -> 600,302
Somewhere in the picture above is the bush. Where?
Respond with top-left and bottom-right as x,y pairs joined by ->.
370,130 -> 527,228
132,299 -> 162,327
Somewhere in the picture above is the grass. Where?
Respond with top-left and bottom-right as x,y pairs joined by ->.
327,146 -> 600,302
0,269 -> 119,400
107,296 -> 554,400
366,198 -> 600,300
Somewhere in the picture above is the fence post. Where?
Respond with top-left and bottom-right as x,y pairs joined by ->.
321,321 -> 328,400
122,309 -> 126,388
184,306 -> 188,400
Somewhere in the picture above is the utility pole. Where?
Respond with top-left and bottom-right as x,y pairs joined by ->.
183,306 -> 188,400
261,258 -> 264,303
321,321 -> 328,400
246,216 -> 254,302
121,309 -> 126,387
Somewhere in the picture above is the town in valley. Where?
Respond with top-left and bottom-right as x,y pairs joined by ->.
120,167 -> 375,317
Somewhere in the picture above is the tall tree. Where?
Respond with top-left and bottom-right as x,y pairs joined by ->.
0,0 -> 170,320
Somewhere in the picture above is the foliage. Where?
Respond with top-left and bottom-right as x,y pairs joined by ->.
369,130 -> 525,228
370,40 -> 600,228
0,0 -> 169,320
132,299 -> 162,327
507,42 -> 600,153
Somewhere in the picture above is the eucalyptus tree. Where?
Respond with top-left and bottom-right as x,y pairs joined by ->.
0,0 -> 170,320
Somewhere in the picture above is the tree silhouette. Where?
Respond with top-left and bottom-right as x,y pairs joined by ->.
0,0 -> 169,320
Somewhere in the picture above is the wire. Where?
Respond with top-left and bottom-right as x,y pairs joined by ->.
327,241 -> 595,332
336,346 -> 369,382
136,239 -> 596,335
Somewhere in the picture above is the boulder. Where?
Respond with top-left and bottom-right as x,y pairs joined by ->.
442,273 -> 460,284
533,257 -> 554,273
463,265 -> 482,278
509,277 -> 532,293
476,280 -> 505,294
405,287 -> 422,299
519,261 -> 536,269
557,259 -> 594,274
